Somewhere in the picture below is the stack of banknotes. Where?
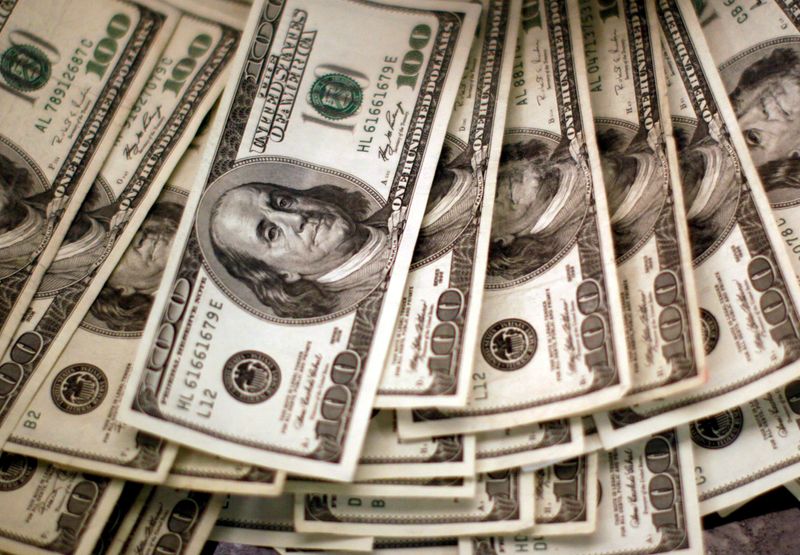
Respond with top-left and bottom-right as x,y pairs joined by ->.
3,0 -> 800,553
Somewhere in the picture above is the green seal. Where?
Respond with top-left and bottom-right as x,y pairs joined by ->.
0,44 -> 50,92
309,73 -> 363,120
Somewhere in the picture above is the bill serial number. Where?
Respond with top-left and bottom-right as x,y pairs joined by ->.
35,40 -> 93,135
357,56 -> 399,154
178,298 -> 224,419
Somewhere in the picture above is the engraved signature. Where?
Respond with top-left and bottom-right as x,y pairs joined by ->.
378,102 -> 408,162
123,105 -> 165,159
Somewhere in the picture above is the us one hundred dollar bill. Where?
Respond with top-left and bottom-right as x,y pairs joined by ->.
286,473 -> 477,499
475,418 -> 583,473
104,486 -> 222,555
210,493 -> 375,553
0,0 -> 178,361
696,0 -> 800,280
399,0 -> 631,440
4,100 -> 239,483
164,448 -> 285,496
0,451 -> 123,555
118,0 -> 480,481
583,0 -> 705,405
533,454 -> 598,536
0,0 -> 246,451
689,378 -> 800,515
375,0 -> 521,408
462,429 -> 703,555
595,0 -> 800,448
295,469 -> 534,537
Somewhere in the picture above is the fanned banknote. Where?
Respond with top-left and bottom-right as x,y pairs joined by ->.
119,0 -> 480,481
376,0 -> 521,408
295,468 -> 534,537
583,0 -> 704,405
462,429 -> 703,555
533,454 -> 597,536
0,452 -> 123,555
373,539 -> 460,555
164,448 -> 285,496
689,378 -> 800,515
475,418 -> 583,473
399,0 -> 630,439
0,0 -> 178,359
0,0 -> 245,456
286,474 -> 477,498
211,493 -> 375,552
104,486 -> 222,555
696,0 -> 800,279
595,0 -> 800,448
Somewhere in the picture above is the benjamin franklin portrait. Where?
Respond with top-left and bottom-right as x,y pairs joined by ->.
413,139 -> 477,263
0,151 -> 47,278
86,200 -> 182,332
201,162 -> 391,320
723,45 -> 800,207
673,121 -> 740,261
596,126 -> 668,260
487,136 -> 588,283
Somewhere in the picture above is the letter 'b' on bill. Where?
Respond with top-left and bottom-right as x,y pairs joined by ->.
375,0 -> 521,408
119,0 -> 480,481
399,0 -> 631,439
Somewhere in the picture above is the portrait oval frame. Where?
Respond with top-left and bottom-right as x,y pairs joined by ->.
195,156 -> 386,325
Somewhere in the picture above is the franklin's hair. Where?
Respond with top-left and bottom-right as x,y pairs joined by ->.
210,182 -> 371,319
89,202 -> 182,332
488,138 -> 570,279
730,47 -> 800,113
0,153 -> 35,234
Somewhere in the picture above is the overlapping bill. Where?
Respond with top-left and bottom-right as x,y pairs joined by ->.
399,0 -> 630,440
119,0 -> 481,481
596,0 -> 800,448
533,454 -> 598,536
164,448 -> 285,496
0,0 -> 178,361
376,0 -> 521,408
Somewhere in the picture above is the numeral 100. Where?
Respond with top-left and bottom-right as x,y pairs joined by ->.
396,24 -> 431,89
86,13 -> 131,78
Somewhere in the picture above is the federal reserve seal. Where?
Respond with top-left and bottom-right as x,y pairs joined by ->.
481,319 -> 537,371
0,453 -> 36,491
690,408 -> 744,449
0,44 -> 51,92
222,351 -> 281,404
699,308 -> 719,355
51,364 -> 108,415
309,73 -> 362,120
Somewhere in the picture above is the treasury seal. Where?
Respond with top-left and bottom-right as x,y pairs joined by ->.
223,351 -> 281,404
699,308 -> 719,355
481,318 -> 537,371
51,364 -> 109,415
690,408 -> 744,449
0,44 -> 51,92
309,73 -> 362,120
0,453 -> 36,491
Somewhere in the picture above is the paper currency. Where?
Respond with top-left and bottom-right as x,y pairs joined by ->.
105,486 -> 222,555
164,448 -> 285,496
286,474 -> 477,499
373,539 -> 459,555
696,0 -> 800,280
211,493 -> 374,552
376,0 -> 521,408
119,0 -> 480,481
689,379 -> 800,515
596,0 -> 800,448
90,482 -> 146,555
312,409 -> 477,480
0,0 -> 178,360
583,0 -> 705,405
400,0 -> 630,440
4,105 -> 227,482
784,478 -> 800,501
533,454 -> 598,536
295,469 -> 534,537
475,418 -> 583,473
462,429 -> 703,555
0,452 -> 123,555
0,1 -> 246,450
